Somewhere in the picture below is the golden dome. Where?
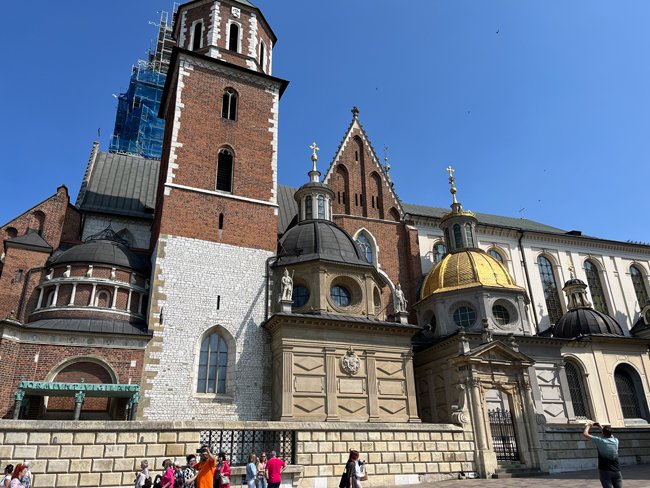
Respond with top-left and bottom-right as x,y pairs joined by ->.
421,250 -> 523,298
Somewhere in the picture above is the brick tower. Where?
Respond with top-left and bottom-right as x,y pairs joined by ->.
141,0 -> 288,420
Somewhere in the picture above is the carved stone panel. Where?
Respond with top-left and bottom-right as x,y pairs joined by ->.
339,378 -> 365,395
294,376 -> 324,393
377,379 -> 404,396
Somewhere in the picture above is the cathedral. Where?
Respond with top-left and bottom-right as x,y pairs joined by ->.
1,0 -> 650,484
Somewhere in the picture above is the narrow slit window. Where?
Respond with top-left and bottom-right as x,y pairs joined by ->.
222,88 -> 238,121
218,213 -> 224,230
259,42 -> 266,72
192,22 -> 203,50
305,196 -> 313,219
216,149 -> 234,192
228,23 -> 239,52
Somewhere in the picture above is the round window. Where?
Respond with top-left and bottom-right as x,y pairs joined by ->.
330,285 -> 351,307
492,304 -> 510,325
292,285 -> 309,308
452,305 -> 476,328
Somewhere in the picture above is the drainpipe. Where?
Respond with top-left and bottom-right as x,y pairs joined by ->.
518,231 -> 539,333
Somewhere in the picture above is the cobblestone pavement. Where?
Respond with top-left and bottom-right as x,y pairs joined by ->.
411,463 -> 650,487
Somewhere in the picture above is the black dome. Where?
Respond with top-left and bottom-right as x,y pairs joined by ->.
274,220 -> 372,268
552,308 -> 625,338
50,239 -> 150,272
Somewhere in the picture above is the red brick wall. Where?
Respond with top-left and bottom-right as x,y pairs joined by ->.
49,361 -> 114,411
155,58 -> 279,252
0,247 -> 49,320
0,339 -> 144,418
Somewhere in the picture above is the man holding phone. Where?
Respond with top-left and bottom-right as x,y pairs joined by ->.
583,421 -> 622,488
195,445 -> 217,488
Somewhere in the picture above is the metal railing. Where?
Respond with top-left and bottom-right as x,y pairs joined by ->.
199,429 -> 295,466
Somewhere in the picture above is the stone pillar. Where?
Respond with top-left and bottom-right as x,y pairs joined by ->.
402,351 -> 420,422
13,390 -> 24,419
73,391 -> 85,420
366,352 -> 380,422
126,290 -> 133,312
89,284 -> 97,306
468,377 -> 497,478
52,284 -> 60,306
521,377 -> 548,471
111,286 -> 119,309
280,347 -> 294,421
129,393 -> 140,421
325,347 -> 340,421
36,287 -> 44,309
68,283 -> 77,306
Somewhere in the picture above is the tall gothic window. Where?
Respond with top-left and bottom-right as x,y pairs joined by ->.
615,365 -> 644,419
222,88 -> 238,121
453,224 -> 463,250
584,260 -> 608,314
355,234 -> 373,264
228,23 -> 239,52
565,361 -> 590,418
197,332 -> 228,394
464,223 -> 474,247
216,148 -> 234,192
192,22 -> 203,50
317,195 -> 325,219
305,196 -> 313,220
630,265 -> 649,308
537,255 -> 563,324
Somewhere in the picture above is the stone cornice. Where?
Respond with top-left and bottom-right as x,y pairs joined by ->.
264,313 -> 420,336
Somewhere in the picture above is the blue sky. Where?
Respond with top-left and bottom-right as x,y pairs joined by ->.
2,1 -> 649,243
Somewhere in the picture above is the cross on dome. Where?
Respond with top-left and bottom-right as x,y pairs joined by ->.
446,165 -> 458,204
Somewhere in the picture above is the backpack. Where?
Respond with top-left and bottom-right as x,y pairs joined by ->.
152,474 -> 163,488
143,476 -> 153,488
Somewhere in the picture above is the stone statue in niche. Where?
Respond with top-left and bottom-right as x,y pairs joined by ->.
395,283 -> 407,313
341,347 -> 361,376
280,268 -> 293,302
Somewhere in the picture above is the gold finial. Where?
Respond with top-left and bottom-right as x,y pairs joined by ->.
446,165 -> 458,204
568,263 -> 575,279
309,142 -> 320,171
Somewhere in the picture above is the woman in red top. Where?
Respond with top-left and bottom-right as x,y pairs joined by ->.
215,452 -> 231,488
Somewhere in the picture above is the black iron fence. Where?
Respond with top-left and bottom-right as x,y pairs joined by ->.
488,408 -> 519,461
199,429 -> 296,466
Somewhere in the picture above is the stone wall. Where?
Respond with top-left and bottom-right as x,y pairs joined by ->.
0,420 -> 474,488
540,424 -> 650,473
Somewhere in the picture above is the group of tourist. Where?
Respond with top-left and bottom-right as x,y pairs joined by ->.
135,447 -> 286,488
1,461 -> 32,488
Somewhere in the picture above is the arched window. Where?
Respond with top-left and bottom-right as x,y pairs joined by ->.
355,234 -> 373,264
453,224 -> 463,250
216,148 -> 234,192
614,364 -> 649,420
432,241 -> 446,264
488,248 -> 504,263
304,196 -> 313,220
630,265 -> 649,308
317,195 -> 325,219
259,41 -> 266,72
464,223 -> 474,247
5,227 -> 18,238
228,23 -> 239,52
537,255 -> 563,324
95,290 -> 111,308
197,332 -> 228,394
292,285 -> 309,309
584,260 -> 608,314
222,88 -> 238,121
192,22 -> 203,50
565,361 -> 590,418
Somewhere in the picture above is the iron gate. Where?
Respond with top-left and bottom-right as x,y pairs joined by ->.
488,408 -> 519,461
199,429 -> 295,466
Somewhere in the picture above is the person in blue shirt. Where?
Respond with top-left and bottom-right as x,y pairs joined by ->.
583,421 -> 622,488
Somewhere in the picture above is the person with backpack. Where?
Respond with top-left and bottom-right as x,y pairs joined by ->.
135,460 -> 151,488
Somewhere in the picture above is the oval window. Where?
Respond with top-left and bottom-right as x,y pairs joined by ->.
492,304 -> 510,325
452,305 -> 476,328
292,285 -> 309,309
330,285 -> 351,307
